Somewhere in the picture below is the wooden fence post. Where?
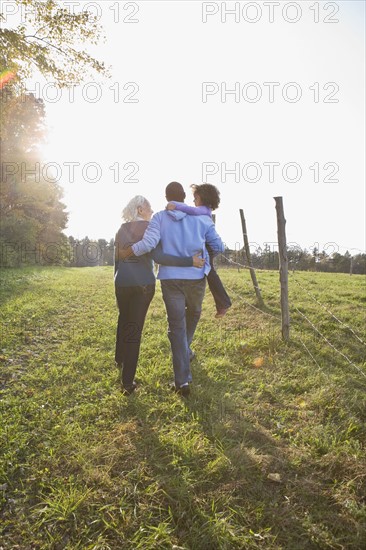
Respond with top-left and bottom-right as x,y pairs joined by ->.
274,197 -> 290,340
239,209 -> 264,307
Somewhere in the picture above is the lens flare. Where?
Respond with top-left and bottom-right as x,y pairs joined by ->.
0,70 -> 16,90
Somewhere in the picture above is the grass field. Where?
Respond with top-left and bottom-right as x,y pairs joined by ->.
0,266 -> 365,549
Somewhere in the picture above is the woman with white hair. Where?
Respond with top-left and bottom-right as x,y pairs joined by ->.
114,195 -> 203,395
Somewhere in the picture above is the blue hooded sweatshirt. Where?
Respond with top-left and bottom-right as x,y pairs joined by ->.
131,209 -> 225,280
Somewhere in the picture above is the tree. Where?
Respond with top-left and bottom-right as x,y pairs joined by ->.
260,243 -> 279,270
311,246 -> 319,271
332,252 -> 351,273
352,254 -> 366,275
0,0 -> 107,87
0,89 -> 68,266
0,1 -> 108,266
318,249 -> 331,272
0,84 -> 45,152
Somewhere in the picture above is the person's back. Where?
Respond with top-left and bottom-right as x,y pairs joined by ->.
129,181 -> 225,396
166,183 -> 232,318
132,208 -> 223,280
115,220 -> 155,287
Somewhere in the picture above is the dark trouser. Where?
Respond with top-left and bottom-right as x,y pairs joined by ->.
207,252 -> 232,311
161,278 -> 206,388
115,284 -> 155,387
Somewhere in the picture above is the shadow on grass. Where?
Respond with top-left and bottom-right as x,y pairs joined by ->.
115,356 -> 364,550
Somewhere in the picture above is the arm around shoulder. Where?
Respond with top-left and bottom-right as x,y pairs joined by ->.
173,202 -> 211,217
132,213 -> 161,256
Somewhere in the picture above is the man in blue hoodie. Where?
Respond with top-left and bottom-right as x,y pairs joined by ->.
122,182 -> 225,396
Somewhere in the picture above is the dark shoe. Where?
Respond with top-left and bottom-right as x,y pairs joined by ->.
122,381 -> 138,395
178,384 -> 190,397
170,382 -> 190,397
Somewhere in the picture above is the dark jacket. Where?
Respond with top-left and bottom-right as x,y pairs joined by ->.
114,220 -> 193,287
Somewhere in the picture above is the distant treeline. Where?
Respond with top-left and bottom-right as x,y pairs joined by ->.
1,236 -> 364,275
218,245 -> 366,275
0,237 -> 114,268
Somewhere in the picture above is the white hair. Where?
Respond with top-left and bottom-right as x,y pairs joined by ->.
122,195 -> 150,222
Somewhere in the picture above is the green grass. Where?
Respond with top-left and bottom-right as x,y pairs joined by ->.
0,266 -> 365,549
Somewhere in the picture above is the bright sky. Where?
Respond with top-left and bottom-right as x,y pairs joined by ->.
36,0 -> 365,254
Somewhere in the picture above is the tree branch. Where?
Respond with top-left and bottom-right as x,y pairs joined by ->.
24,35 -> 67,57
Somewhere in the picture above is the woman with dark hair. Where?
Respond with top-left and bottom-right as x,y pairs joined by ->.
114,195 -> 203,394
167,183 -> 232,318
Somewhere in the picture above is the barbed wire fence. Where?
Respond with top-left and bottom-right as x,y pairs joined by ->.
218,261 -> 366,420
220,254 -> 365,367
292,275 -> 366,347
212,204 -> 366,402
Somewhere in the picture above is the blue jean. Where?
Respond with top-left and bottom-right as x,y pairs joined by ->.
161,278 -> 206,387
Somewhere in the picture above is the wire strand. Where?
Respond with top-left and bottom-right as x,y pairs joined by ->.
294,308 -> 366,380
291,274 -> 366,347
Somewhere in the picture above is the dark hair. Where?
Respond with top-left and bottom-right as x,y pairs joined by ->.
165,181 -> 186,202
191,184 -> 220,210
